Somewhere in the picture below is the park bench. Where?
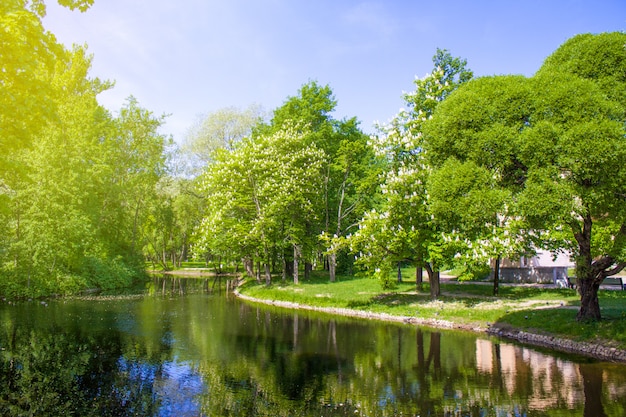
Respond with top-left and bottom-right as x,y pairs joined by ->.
557,276 -> 625,290
602,276 -> 626,290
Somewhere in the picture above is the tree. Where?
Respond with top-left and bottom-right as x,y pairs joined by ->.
0,0 -> 60,159
0,0 -> 172,297
257,80 -> 378,281
196,124 -> 325,284
3,45 -> 114,295
351,49 -> 472,297
182,104 -> 266,174
424,33 -> 626,320
428,157 -> 527,295
0,0 -> 94,176
322,117 -> 382,281
142,177 -> 203,271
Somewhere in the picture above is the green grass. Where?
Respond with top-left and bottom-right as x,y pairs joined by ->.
238,271 -> 626,350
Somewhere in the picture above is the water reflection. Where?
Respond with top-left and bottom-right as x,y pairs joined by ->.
0,277 -> 625,416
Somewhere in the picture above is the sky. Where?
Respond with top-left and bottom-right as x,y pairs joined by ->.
42,0 -> 626,143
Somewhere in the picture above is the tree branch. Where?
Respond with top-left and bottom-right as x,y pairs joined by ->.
604,261 -> 626,277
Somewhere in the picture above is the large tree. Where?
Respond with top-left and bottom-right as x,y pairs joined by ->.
424,33 -> 626,320
350,49 -> 472,297
182,104 -> 266,174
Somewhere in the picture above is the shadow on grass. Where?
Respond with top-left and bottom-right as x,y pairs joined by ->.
492,305 -> 626,348
346,292 -> 430,309
441,282 -> 578,300
345,289 -> 491,309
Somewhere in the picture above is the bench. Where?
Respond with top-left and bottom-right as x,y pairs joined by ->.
603,276 -> 626,290
556,276 -> 625,290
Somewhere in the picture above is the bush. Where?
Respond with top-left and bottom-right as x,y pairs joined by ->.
82,256 -> 138,290
457,263 -> 491,281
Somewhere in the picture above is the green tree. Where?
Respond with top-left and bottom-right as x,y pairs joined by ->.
3,46 -> 113,295
424,33 -> 626,320
322,117 -> 382,281
0,0 -> 60,160
257,81 -> 337,277
258,81 -> 380,281
196,124 -> 325,284
142,177 -> 203,271
351,50 -> 472,296
0,0 -> 172,297
428,157 -> 527,295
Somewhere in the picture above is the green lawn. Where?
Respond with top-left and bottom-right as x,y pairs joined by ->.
238,270 -> 626,350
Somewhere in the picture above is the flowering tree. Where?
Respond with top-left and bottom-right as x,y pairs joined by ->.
428,157 -> 529,295
195,124 -> 325,284
349,50 -> 472,297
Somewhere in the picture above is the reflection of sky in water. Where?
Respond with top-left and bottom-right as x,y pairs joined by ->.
117,357 -> 204,417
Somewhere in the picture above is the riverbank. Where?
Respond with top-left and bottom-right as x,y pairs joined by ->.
234,274 -> 626,363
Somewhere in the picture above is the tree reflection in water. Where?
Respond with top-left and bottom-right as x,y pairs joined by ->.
0,283 -> 625,416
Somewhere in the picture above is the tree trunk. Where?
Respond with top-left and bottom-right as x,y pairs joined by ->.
577,277 -> 602,321
415,266 -> 423,291
431,270 -> 440,299
574,213 -> 603,321
264,263 -> 271,286
397,262 -> 402,283
304,262 -> 312,280
493,255 -> 500,297
293,244 -> 301,284
424,263 -> 440,299
329,252 -> 337,282
243,257 -> 254,277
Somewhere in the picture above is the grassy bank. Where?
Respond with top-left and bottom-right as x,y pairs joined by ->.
237,271 -> 626,351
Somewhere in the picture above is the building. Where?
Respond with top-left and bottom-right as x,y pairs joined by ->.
490,250 -> 574,285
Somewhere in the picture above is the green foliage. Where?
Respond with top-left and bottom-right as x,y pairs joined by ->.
0,0 -> 60,159
0,3 -> 169,297
424,32 -> 626,320
195,123 -> 325,280
56,0 -> 94,12
194,81 -> 379,283
537,32 -> 626,106
182,104 -> 266,174
141,177 -> 204,271
350,49 -> 473,297
81,257 -> 138,290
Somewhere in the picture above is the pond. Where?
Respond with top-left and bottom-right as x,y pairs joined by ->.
1,276 -> 625,416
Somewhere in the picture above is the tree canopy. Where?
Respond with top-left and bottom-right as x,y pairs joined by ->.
193,81 -> 380,283
349,49 -> 473,296
0,1 -> 171,296
424,32 -> 626,320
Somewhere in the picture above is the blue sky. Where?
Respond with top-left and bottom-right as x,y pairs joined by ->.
43,0 -> 626,142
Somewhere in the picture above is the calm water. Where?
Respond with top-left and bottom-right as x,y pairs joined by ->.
1,277 -> 625,416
